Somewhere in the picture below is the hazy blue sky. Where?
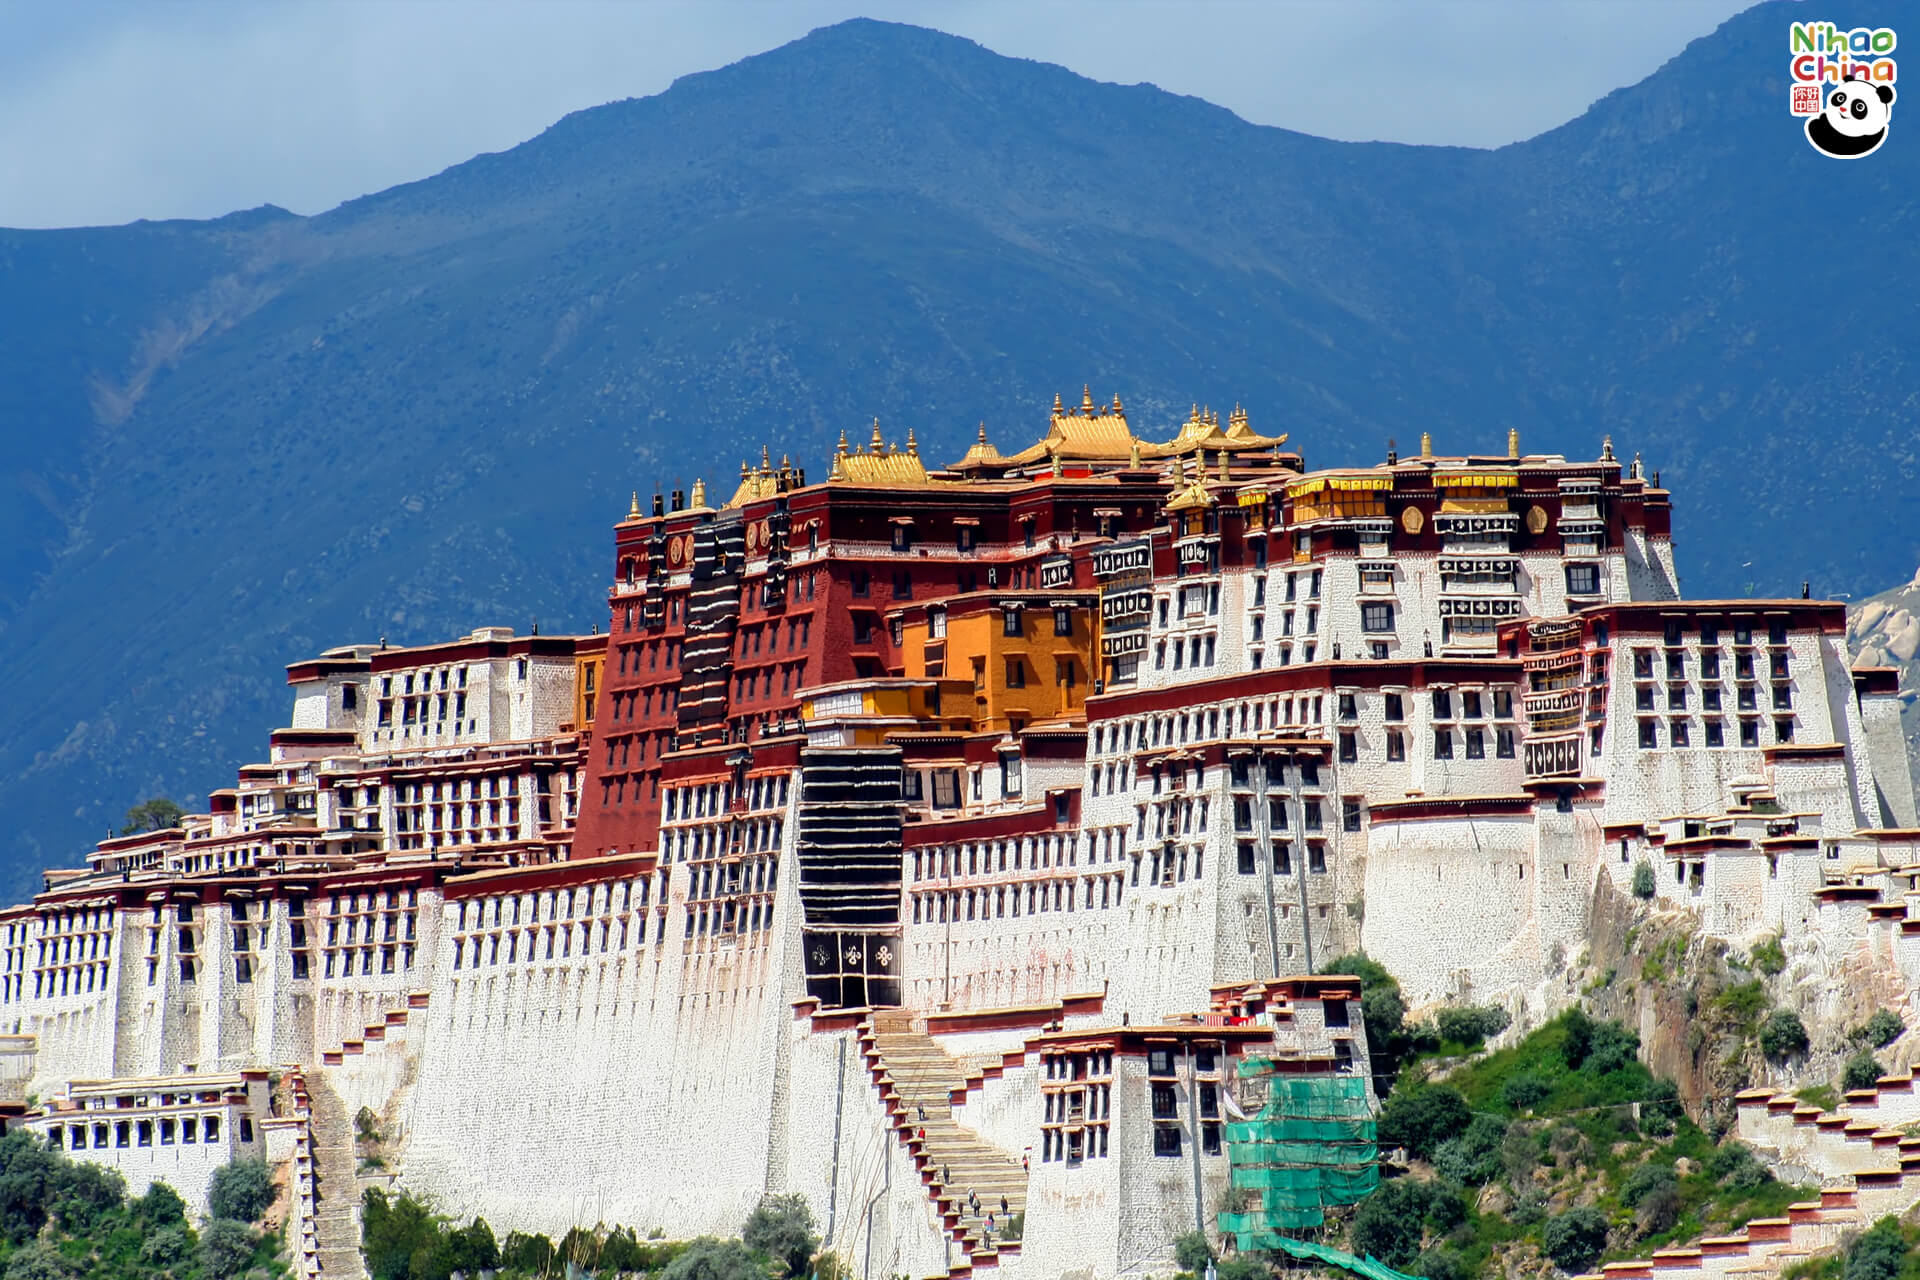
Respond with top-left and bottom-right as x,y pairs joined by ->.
0,0 -> 1754,229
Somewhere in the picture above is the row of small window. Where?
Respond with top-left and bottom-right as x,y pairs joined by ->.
454,920 -> 635,967
455,881 -> 641,931
1634,718 -> 1795,749
325,889 -> 413,916
1652,618 -> 1792,648
376,692 -> 469,727
1044,1083 -> 1112,1123
1230,795 -> 1344,833
320,913 -> 416,947
1353,689 -> 1514,722
1150,1125 -> 1222,1158
29,963 -> 110,999
39,933 -> 110,966
686,898 -> 772,939
1634,684 -> 1792,712
684,856 -> 776,901
1236,841 -> 1332,874
1247,606 -> 1324,644
1039,1125 -> 1117,1164
911,875 -> 1125,922
606,685 -> 679,724
1360,728 -> 1516,762
732,663 -> 807,703
1146,796 -> 1212,840
1632,647 -> 1789,681
666,777 -> 790,821
1091,701 -> 1328,757
911,835 -> 1085,881
1153,634 -> 1219,672
143,953 -> 296,984
35,910 -> 111,935
668,819 -> 784,863
381,665 -> 470,697
44,1114 -> 242,1151
1045,1051 -> 1115,1080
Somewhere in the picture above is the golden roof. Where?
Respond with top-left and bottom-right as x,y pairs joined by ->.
724,447 -> 803,509
829,421 -> 945,488
1002,391 -> 1288,468
954,423 -> 1006,469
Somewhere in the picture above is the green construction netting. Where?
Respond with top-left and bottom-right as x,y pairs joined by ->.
1219,1071 -> 1381,1246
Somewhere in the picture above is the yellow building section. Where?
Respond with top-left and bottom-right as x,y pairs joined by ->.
798,680 -> 970,744
898,598 -> 1095,735
571,651 -> 601,731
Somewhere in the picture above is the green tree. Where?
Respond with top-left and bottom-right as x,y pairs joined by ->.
119,797 -> 186,836
136,1180 -> 187,1226
1174,1230 -> 1215,1272
1631,861 -> 1656,899
1843,1217 -> 1907,1280
1377,1086 -> 1470,1160
2,1241 -> 80,1280
1543,1206 -> 1610,1274
1562,1008 -> 1596,1068
742,1191 -> 819,1276
1433,1113 -> 1507,1185
0,1129 -> 56,1243
1435,1005 -> 1510,1047
1844,1051 -> 1886,1093
197,1219 -> 258,1280
1502,1073 -> 1550,1112
1619,1163 -> 1676,1208
1350,1181 -> 1431,1267
46,1158 -> 124,1233
661,1237 -> 766,1280
139,1226 -> 193,1271
207,1158 -> 275,1223
1760,1009 -> 1810,1061
362,1187 -> 441,1280
1854,1010 -> 1904,1050
1704,1142 -> 1768,1191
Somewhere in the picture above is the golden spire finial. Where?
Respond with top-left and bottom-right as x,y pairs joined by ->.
1601,435 -> 1615,461
1054,391 -> 1064,414
1082,384 -> 1094,413
829,451 -> 845,482
1112,391 -> 1124,415
907,427 -> 918,456
740,460 -> 751,481
1189,403 -> 1200,427
691,477 -> 708,508
1218,448 -> 1229,481
871,418 -> 883,452
976,422 -> 988,445
1129,436 -> 1142,469
1420,431 -> 1433,460
837,428 -> 849,456
761,445 -> 772,472
1507,428 -> 1520,459
628,491 -> 641,520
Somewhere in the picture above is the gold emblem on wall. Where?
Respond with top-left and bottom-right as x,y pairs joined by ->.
1401,506 -> 1425,535
1526,505 -> 1549,535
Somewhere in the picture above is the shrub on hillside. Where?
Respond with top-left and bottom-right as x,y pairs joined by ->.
1543,1206 -> 1610,1274
1704,1142 -> 1768,1191
1351,1180 -> 1440,1267
1619,1162 -> 1676,1209
1843,1052 -> 1886,1093
1760,1009 -> 1810,1061
1750,935 -> 1787,976
1435,1004 -> 1511,1047
1433,1114 -> 1509,1185
1631,861 -> 1656,899
1502,1073 -> 1550,1112
1843,1217 -> 1907,1280
196,1219 -> 258,1280
207,1158 -> 274,1224
1853,1009 -> 1904,1050
742,1192 -> 818,1276
661,1237 -> 766,1280
1377,1086 -> 1471,1160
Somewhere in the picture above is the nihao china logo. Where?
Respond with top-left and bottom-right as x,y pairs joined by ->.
1790,21 -> 1898,158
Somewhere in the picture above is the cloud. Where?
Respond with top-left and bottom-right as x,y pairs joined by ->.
0,0 -> 1752,228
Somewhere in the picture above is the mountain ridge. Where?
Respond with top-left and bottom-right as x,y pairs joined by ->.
0,2 -> 1913,896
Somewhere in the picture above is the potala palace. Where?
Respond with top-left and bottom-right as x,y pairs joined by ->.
4,391 -> 1916,1279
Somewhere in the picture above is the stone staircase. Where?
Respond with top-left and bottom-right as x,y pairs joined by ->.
305,1069 -> 369,1280
1580,1188 -> 1863,1280
269,1068 -> 324,1280
860,1012 -> 1027,1276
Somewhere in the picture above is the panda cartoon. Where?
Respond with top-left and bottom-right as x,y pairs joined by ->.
1806,77 -> 1895,158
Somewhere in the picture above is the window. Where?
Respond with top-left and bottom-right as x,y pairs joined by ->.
1361,601 -> 1395,632
892,571 -> 912,600
1154,1126 -> 1183,1157
1493,689 -> 1513,719
930,607 -> 946,639
1238,843 -> 1257,874
1566,564 -> 1601,595
1667,650 -> 1686,679
851,570 -> 870,598
1433,729 -> 1453,760
1740,719 -> 1760,747
1670,719 -> 1690,747
1053,607 -> 1073,637
1633,650 -> 1654,679
1003,610 -> 1023,638
1005,658 -> 1025,688
1496,727 -> 1515,758
1386,731 -> 1405,762
1465,728 -> 1485,759
1668,685 -> 1687,710
1462,691 -> 1482,719
1775,717 -> 1795,743
1703,687 -> 1722,711
1384,693 -> 1404,721
1639,720 -> 1659,749
1773,684 -> 1793,710
1339,731 -> 1357,763
853,615 -> 873,644
1343,799 -> 1362,833
1338,693 -> 1357,720
1432,689 -> 1452,719
1705,720 -> 1725,747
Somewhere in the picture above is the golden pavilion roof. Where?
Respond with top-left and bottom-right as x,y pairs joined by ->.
1001,389 -> 1288,468
954,423 -> 1006,470
829,421 -> 948,488
724,447 -> 804,509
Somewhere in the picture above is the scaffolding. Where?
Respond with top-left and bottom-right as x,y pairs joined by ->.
1220,1066 -> 1380,1249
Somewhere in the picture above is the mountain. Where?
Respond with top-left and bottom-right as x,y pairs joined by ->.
0,3 -> 1914,897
